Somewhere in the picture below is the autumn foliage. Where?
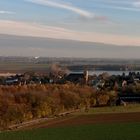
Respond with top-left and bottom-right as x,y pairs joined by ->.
0,84 -> 115,129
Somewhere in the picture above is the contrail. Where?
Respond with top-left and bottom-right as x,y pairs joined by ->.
25,0 -> 94,18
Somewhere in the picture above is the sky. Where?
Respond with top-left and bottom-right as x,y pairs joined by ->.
0,0 -> 140,58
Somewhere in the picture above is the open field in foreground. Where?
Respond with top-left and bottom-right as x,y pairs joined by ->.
10,105 -> 140,130
20,112 -> 140,129
1,105 -> 140,140
0,122 -> 140,140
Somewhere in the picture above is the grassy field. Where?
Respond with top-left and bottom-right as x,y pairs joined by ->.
0,62 -> 49,72
1,105 -> 140,140
0,122 -> 140,140
77,104 -> 140,115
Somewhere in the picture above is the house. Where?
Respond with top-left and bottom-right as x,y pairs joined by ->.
116,94 -> 140,105
5,77 -> 19,85
66,73 -> 84,84
65,70 -> 89,84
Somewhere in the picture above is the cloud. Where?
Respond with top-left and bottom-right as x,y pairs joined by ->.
111,6 -> 140,12
25,0 -> 94,18
133,2 -> 140,8
0,11 -> 15,14
0,20 -> 140,46
97,4 -> 140,12
91,0 -> 140,12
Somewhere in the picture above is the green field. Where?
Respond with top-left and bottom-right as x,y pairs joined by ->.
77,104 -> 140,115
1,105 -> 140,140
0,62 -> 49,72
0,122 -> 140,140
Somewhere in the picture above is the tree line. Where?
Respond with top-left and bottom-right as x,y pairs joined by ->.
0,84 -> 117,130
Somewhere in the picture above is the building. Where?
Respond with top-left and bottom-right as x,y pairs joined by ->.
117,94 -> 140,105
5,77 -> 19,85
66,70 -> 89,84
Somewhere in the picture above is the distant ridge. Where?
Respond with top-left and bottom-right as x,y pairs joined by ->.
0,34 -> 140,58
1,33 -> 139,47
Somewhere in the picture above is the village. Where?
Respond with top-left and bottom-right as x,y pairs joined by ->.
0,66 -> 140,105
1,69 -> 140,88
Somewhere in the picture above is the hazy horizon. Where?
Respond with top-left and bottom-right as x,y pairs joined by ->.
0,34 -> 140,59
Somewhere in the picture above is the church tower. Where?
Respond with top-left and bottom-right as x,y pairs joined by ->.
84,70 -> 89,84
